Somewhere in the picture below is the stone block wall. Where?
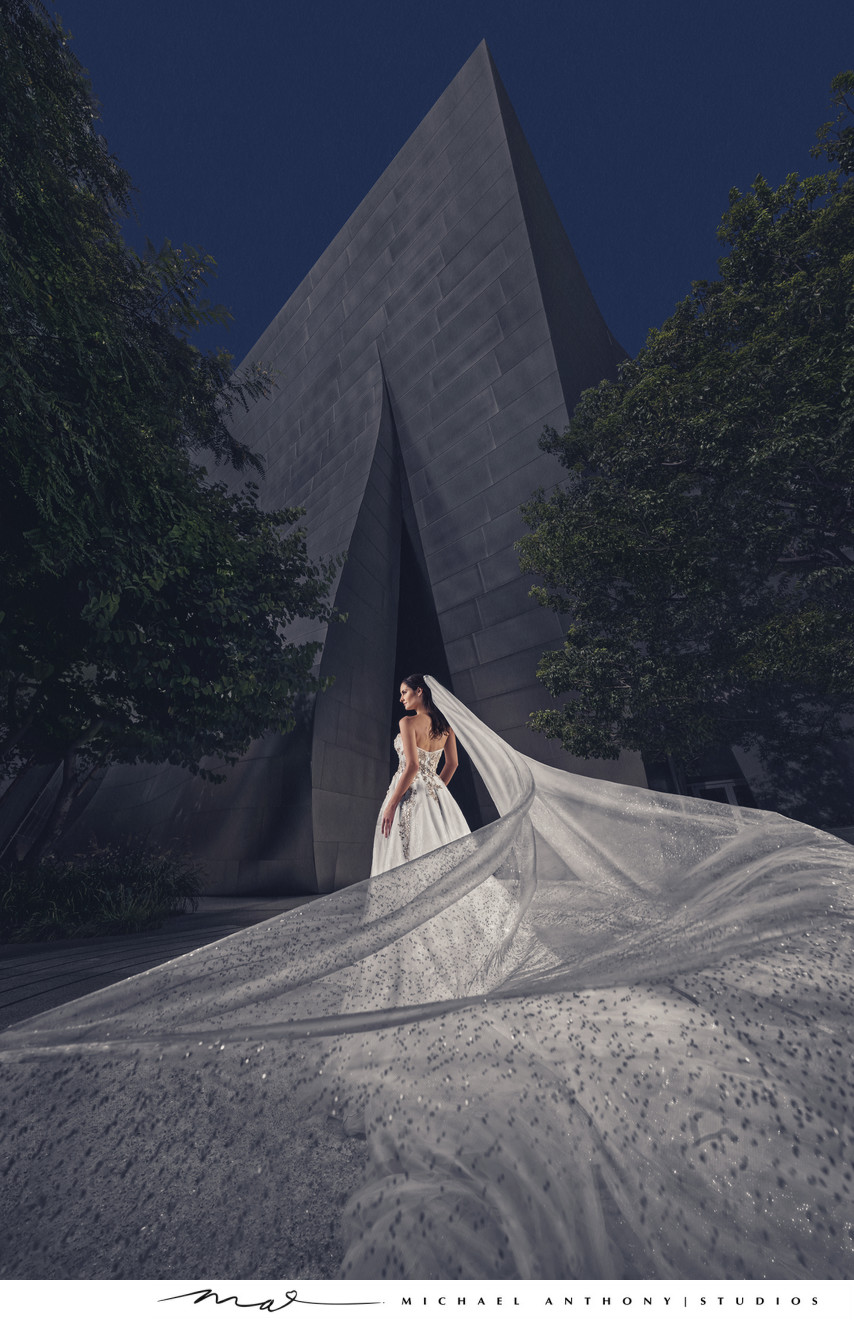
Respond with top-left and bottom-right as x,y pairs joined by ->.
67,42 -> 647,892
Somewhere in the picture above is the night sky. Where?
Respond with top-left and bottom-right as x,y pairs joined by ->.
49,0 -> 853,367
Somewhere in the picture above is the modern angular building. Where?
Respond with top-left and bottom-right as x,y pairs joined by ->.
65,41 -> 649,892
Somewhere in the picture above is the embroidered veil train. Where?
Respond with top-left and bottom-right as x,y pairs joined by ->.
0,677 -> 851,1280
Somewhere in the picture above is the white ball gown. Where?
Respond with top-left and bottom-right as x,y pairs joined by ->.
362,731 -> 554,1007
371,731 -> 470,873
0,677 -> 851,1282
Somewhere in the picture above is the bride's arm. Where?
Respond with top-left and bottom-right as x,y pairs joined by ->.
381,718 -> 419,837
439,729 -> 458,786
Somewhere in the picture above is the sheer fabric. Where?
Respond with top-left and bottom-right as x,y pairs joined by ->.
0,677 -> 851,1280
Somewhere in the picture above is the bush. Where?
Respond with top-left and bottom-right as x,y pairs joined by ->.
0,842 -> 202,942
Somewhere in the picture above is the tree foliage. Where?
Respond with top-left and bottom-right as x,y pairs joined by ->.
518,77 -> 854,820
0,1 -> 334,858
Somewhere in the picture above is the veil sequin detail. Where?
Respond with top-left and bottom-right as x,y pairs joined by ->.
0,677 -> 851,1280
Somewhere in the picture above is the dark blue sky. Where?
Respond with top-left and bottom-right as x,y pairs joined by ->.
52,0 -> 852,364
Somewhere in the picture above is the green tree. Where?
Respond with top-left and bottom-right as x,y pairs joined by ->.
518,75 -> 854,825
0,1 -> 334,859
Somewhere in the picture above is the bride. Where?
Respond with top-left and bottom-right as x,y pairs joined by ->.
0,674 -> 851,1282
360,673 -> 555,1009
373,673 -> 465,872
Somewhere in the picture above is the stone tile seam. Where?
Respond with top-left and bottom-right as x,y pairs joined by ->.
389,272 -> 541,408
387,386 -> 500,480
307,513 -> 370,561
351,507 -> 401,564
469,677 -> 557,707
420,385 -> 503,457
410,449 -> 498,519
380,225 -> 529,382
265,154 -> 518,412
278,300 -> 438,433
431,564 -> 487,605
262,306 -> 377,400
264,420 -> 374,475
381,198 -> 530,389
460,574 -> 540,621
388,324 -> 551,464
264,320 -> 340,386
380,59 -> 499,193
260,456 -> 354,508
331,389 -> 382,427
340,107 -> 508,277
418,478 -> 495,548
400,305 -> 555,475
435,219 -> 530,304
305,515 -> 363,561
489,355 -> 566,424
382,122 -> 512,262
384,223 -> 528,353
424,520 -> 528,586
335,66 -> 498,253
440,591 -> 549,640
282,320 -> 385,413
426,548 -> 493,592
263,335 -> 379,425
443,248 -> 542,336
392,327 -> 503,421
399,429 -> 491,500
484,473 -> 564,534
472,622 -> 561,669
428,344 -> 505,413
412,428 -> 541,527
300,476 -> 377,527
252,65 -> 499,358
262,154 -> 518,413
303,467 -> 371,515
380,280 -> 519,403
338,63 -> 499,256
302,527 -> 360,569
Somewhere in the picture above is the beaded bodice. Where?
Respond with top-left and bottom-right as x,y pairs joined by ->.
393,733 -> 443,791
391,733 -> 444,861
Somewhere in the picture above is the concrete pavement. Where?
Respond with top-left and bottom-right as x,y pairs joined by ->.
0,895 -> 315,1030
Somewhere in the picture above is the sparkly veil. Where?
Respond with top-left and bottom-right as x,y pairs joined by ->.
1,678 -> 851,1280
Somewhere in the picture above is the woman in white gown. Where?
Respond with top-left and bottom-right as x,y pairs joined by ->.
371,673 -> 466,874
361,674 -> 554,1009
0,675 -> 851,1282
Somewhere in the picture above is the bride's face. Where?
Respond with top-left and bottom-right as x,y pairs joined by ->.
399,684 -> 422,711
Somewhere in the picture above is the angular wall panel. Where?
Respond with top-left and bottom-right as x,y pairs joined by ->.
68,42 -> 647,892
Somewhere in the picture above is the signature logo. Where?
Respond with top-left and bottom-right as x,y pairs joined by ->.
160,1288 -> 380,1312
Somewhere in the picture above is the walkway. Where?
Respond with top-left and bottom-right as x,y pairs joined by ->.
0,895 -> 314,1030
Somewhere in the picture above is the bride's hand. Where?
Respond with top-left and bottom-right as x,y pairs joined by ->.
381,801 -> 397,837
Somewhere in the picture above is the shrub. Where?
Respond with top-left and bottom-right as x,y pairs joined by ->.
0,842 -> 202,942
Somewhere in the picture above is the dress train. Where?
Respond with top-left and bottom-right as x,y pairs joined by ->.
0,677 -> 851,1279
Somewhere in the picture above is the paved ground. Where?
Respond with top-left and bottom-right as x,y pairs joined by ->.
0,895 -> 315,1030
0,892 -> 366,1282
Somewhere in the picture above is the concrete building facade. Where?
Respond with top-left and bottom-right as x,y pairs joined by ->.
68,42 -> 647,892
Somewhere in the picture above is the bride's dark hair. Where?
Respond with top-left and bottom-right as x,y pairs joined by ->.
402,673 -> 450,740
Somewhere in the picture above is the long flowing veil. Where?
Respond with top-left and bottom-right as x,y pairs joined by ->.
0,677 -> 851,1279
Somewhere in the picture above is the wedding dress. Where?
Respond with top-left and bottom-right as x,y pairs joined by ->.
0,678 -> 851,1281
359,731 -> 556,1008
371,731 -> 469,874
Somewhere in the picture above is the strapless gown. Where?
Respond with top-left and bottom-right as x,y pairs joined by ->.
360,733 -> 555,1005
370,733 -> 469,874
